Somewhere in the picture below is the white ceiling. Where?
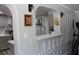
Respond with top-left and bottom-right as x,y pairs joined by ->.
0,4 -> 11,16
64,4 -> 79,11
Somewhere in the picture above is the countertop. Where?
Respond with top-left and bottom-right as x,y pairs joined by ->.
36,32 -> 62,40
8,40 -> 14,45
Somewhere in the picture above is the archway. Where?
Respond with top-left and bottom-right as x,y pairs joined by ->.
35,6 -> 60,36
2,4 -> 19,55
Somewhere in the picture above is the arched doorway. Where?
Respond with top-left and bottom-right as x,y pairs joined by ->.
35,6 -> 60,36
0,4 -> 19,55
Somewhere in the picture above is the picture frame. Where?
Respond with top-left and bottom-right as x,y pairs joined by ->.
24,15 -> 32,26
54,17 -> 59,26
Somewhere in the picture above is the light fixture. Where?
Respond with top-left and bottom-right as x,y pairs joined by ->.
61,12 -> 64,17
28,4 -> 34,12
0,11 -> 3,14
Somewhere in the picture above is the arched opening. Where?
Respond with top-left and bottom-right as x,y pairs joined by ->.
35,6 -> 60,36
0,4 -> 18,55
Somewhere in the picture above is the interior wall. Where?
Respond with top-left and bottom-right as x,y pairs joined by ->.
17,4 -> 76,54
6,4 -> 76,55
12,4 -> 36,54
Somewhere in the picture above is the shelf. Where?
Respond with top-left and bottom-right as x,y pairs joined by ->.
0,33 -> 10,37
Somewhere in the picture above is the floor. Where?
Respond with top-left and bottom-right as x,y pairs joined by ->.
0,50 -> 10,55
0,43 -> 14,55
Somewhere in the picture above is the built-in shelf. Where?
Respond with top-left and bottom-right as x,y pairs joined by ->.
0,33 -> 10,37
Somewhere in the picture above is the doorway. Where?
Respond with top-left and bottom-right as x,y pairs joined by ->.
0,4 -> 15,55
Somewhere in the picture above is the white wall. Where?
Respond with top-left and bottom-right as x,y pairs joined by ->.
11,4 -> 76,55
12,4 -> 36,54
33,4 -> 75,55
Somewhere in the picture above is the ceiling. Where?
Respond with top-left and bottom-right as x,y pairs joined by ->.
64,4 -> 79,11
0,4 -> 11,16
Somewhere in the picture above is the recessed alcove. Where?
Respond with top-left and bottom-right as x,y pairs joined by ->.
35,6 -> 60,36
